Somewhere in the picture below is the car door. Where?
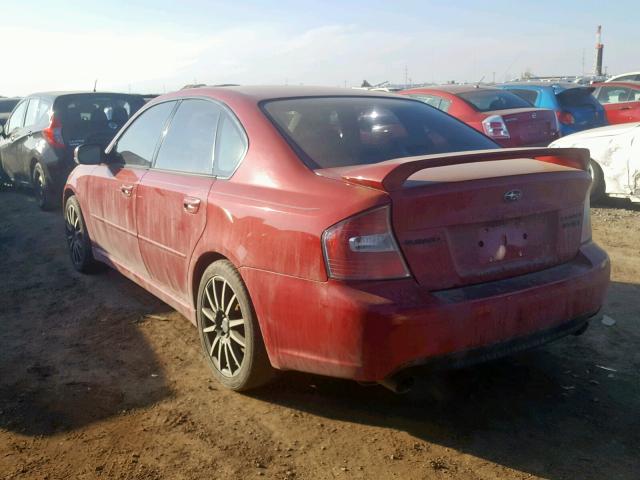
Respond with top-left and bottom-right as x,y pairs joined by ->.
136,99 -> 222,298
598,86 -> 635,124
0,99 -> 28,181
87,100 -> 177,274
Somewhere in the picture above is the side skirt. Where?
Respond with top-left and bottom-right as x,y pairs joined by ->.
93,246 -> 197,325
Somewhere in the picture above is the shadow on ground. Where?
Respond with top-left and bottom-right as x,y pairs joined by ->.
0,190 -> 173,436
251,279 -> 640,479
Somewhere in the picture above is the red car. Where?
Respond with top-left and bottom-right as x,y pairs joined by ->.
593,81 -> 640,124
400,86 -> 560,147
64,87 -> 609,392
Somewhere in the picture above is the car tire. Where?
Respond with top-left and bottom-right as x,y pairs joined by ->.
589,160 -> 606,203
32,163 -> 56,210
197,260 -> 276,391
65,195 -> 101,273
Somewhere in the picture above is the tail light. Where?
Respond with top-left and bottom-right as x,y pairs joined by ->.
322,205 -> 410,280
481,115 -> 510,139
43,113 -> 65,148
557,111 -> 575,125
581,192 -> 592,244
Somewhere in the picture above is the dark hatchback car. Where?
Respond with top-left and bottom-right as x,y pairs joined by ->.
0,97 -> 21,127
0,92 -> 145,208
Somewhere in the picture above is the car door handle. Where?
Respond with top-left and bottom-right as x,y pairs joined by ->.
183,197 -> 201,214
120,184 -> 134,197
620,106 -> 632,110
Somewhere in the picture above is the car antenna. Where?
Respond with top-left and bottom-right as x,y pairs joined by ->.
475,76 -> 485,88
93,79 -> 98,92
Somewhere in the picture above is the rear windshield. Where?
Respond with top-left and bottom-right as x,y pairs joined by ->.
262,97 -> 498,169
457,90 -> 532,112
557,88 -> 599,107
0,99 -> 20,114
55,94 -> 145,146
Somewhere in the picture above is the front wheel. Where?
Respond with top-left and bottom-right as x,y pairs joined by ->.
33,163 -> 56,210
197,260 -> 276,391
65,195 -> 101,273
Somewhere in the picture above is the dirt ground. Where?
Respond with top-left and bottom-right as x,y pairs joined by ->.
0,187 -> 638,480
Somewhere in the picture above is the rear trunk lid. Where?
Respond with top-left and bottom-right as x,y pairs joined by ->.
557,87 -> 607,129
486,108 -> 558,146
319,148 -> 590,290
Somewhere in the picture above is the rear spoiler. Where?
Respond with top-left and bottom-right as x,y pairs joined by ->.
318,147 -> 589,192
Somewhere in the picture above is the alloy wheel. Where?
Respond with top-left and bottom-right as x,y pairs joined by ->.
65,203 -> 84,266
201,276 -> 246,377
34,170 -> 44,203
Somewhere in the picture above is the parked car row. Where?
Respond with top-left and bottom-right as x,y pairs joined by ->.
0,92 -> 145,208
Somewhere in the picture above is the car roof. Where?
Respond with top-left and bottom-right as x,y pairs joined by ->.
27,91 -> 145,99
175,85 -> 403,102
594,81 -> 640,88
403,85 -> 501,95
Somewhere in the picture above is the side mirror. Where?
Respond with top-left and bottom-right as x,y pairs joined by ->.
0,124 -> 5,137
74,144 -> 104,165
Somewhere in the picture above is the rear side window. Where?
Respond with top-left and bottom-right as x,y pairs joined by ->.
56,94 -> 145,147
155,99 -> 221,175
114,101 -> 176,167
263,97 -> 498,169
214,113 -> 247,177
6,100 -> 27,133
506,89 -> 539,105
457,90 -> 532,111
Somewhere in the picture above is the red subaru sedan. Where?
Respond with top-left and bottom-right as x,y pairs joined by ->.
64,86 -> 609,392
400,85 -> 560,147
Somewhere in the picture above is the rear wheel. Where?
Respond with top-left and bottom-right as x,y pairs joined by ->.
589,160 -> 605,203
32,163 -> 56,210
65,195 -> 100,273
197,260 -> 276,391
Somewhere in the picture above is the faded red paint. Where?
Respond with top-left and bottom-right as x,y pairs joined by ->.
64,86 -> 610,383
399,86 -> 560,147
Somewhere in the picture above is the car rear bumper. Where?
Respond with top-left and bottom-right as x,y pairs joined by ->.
241,241 -> 610,382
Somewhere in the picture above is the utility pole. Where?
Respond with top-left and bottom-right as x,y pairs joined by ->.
404,65 -> 408,87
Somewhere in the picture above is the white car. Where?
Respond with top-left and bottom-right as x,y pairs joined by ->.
606,72 -> 640,83
550,123 -> 640,203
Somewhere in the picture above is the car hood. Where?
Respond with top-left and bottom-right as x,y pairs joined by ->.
551,122 -> 640,147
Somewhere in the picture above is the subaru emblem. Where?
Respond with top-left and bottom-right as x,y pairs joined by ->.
504,190 -> 522,202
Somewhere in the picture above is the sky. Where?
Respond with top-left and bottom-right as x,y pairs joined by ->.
1,0 -> 638,96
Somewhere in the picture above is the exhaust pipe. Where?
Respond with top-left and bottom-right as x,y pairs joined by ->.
379,374 -> 415,394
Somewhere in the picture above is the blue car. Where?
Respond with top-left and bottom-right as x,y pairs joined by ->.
497,83 -> 608,136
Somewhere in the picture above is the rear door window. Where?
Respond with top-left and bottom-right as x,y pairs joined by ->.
24,98 -> 52,128
457,90 -> 532,111
113,101 -> 176,167
597,86 -> 634,104
154,99 -> 221,175
263,96 -> 498,169
56,94 -> 145,147
6,100 -> 27,134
